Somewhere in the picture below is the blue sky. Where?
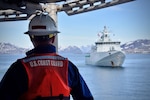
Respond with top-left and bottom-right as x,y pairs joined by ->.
0,0 -> 150,48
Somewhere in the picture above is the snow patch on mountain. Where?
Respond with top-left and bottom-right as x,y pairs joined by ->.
121,39 -> 150,53
0,43 -> 28,54
0,39 -> 150,54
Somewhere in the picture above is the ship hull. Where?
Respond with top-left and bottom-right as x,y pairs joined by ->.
85,51 -> 125,67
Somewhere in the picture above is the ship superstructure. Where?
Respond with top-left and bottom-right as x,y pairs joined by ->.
85,26 -> 125,67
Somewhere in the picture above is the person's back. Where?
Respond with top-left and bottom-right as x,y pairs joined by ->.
0,13 -> 94,100
20,52 -> 70,100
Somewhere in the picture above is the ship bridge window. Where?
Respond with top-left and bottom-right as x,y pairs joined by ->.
109,46 -> 115,51
112,46 -> 114,50
95,42 -> 120,45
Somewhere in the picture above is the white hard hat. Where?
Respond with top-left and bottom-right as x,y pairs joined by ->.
25,13 -> 59,36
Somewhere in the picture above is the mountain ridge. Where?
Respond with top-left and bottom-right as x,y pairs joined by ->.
0,39 -> 150,54
121,39 -> 150,53
0,43 -> 29,54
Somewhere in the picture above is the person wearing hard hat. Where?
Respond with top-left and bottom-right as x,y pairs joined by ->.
0,13 -> 94,100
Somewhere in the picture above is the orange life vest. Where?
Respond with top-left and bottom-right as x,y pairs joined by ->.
20,53 -> 71,100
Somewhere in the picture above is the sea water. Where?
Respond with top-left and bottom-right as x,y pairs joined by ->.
0,53 -> 150,100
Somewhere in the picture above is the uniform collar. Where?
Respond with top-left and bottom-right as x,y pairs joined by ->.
26,44 -> 56,56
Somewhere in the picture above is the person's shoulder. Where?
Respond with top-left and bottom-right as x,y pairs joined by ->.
2,58 -> 26,79
9,59 -> 25,71
68,60 -> 79,72
68,61 -> 76,67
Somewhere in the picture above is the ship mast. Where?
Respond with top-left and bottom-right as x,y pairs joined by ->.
100,26 -> 110,42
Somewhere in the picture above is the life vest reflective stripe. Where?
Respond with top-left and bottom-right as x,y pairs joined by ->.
20,53 -> 71,100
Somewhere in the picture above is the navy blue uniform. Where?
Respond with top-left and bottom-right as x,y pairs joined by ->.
0,44 -> 94,100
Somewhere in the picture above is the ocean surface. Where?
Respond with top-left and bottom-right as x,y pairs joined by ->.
0,53 -> 150,100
